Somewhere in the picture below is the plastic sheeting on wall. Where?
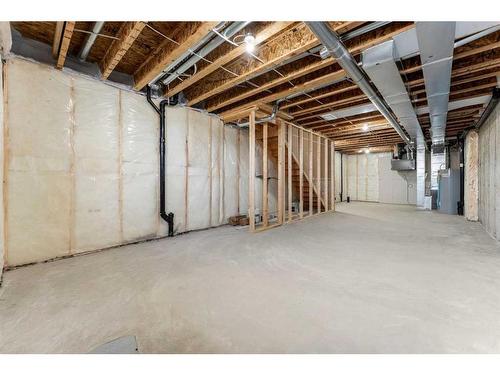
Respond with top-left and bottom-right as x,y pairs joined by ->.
478,104 -> 500,239
6,59 -> 73,265
0,57 -> 4,275
343,152 -> 416,204
4,58 -> 242,267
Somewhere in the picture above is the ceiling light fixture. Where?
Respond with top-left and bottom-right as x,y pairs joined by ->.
244,33 -> 256,53
362,124 -> 369,132
364,148 -> 370,154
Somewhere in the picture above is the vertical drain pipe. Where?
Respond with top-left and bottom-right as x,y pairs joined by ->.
147,86 -> 175,236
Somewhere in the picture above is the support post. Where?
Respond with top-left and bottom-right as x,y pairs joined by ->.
248,110 -> 256,232
324,137 -> 328,212
288,123 -> 293,222
277,119 -> 284,224
262,122 -> 269,227
331,141 -> 335,211
316,135 -> 321,214
299,128 -> 304,219
309,132 -> 313,216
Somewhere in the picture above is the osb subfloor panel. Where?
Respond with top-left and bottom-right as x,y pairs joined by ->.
2,202 -> 500,353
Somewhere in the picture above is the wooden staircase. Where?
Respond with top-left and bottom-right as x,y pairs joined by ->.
268,140 -> 326,212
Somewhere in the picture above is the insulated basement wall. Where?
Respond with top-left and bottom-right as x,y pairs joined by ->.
3,57 -> 241,267
464,130 -> 479,221
0,57 -> 4,277
478,103 -> 500,240
343,152 -> 416,204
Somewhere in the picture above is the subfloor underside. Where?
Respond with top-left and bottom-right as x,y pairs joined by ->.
1,202 -> 500,353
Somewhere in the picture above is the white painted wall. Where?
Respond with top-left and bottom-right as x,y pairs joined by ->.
343,152 -> 416,205
478,103 -> 500,240
3,57 -> 242,267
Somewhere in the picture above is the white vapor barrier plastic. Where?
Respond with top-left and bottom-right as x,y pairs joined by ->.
344,152 -> 416,204
165,107 -> 187,234
210,117 -> 223,226
187,110 -> 211,231
73,77 -> 121,253
223,126 -> 240,222
121,91 -> 159,241
6,59 -> 73,265
4,58 -> 243,267
0,57 -> 4,275
239,130 -> 249,215
478,103 -> 500,240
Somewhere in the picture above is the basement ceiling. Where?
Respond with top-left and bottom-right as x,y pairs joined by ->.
10,21 -> 500,153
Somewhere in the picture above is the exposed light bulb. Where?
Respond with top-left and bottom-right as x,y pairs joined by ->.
244,33 -> 255,53
364,148 -> 370,154
362,124 -> 369,132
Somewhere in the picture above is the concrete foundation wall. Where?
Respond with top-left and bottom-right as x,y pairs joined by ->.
478,103 -> 500,239
2,57 -> 243,267
344,152 -> 416,205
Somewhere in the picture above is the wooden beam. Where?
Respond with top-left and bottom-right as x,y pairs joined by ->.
330,141 -> 335,211
248,110 -> 256,232
56,21 -> 75,69
262,122 -> 269,227
299,128 -> 304,219
201,22 -> 414,112
100,21 -> 146,80
277,119 -> 284,224
324,138 -> 328,212
134,22 -> 218,90
288,124 -> 293,223
52,21 -> 64,59
166,22 -> 294,97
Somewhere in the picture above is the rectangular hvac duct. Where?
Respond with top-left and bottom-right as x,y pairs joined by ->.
416,22 -> 456,145
362,40 -> 425,145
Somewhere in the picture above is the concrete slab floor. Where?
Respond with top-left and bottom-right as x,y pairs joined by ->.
1,202 -> 500,353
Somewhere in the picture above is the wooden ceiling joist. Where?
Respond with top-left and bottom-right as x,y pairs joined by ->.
55,21 -> 75,70
133,22 -> 219,90
202,22 -> 415,113
100,21 -> 146,80
165,21 -> 295,98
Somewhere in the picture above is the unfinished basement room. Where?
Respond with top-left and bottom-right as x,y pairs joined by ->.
2,3 -> 500,363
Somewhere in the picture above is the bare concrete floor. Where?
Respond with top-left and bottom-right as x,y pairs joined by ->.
2,202 -> 500,353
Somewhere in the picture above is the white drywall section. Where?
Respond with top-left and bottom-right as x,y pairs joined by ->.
478,103 -> 500,240
344,152 -> 416,204
3,58 -> 241,267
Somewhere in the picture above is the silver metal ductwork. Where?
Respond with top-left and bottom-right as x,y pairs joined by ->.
78,21 -> 105,61
161,21 -> 250,87
416,22 -> 456,145
362,40 -> 425,146
305,22 -> 412,148
362,39 -> 426,205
